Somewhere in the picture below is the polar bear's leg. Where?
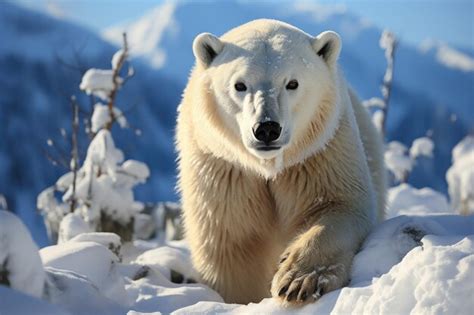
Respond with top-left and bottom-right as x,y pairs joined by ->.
270,209 -> 371,305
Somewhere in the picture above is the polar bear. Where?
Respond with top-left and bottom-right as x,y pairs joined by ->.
176,19 -> 386,305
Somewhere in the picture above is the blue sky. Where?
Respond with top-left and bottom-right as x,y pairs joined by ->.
13,0 -> 474,50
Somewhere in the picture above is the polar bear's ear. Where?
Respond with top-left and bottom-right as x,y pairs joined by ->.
193,33 -> 224,68
312,31 -> 341,67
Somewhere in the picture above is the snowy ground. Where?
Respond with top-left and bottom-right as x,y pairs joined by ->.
1,183 -> 473,315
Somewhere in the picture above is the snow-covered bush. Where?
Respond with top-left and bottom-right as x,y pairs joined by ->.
38,34 -> 150,242
385,137 -> 434,183
0,210 -> 45,298
446,135 -> 474,215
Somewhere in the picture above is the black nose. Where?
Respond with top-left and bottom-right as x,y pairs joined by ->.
252,121 -> 282,144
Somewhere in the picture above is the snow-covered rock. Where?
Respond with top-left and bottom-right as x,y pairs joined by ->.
40,241 -> 128,306
0,210 -> 45,298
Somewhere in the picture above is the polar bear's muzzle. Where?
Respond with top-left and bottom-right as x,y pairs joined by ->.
252,121 -> 282,147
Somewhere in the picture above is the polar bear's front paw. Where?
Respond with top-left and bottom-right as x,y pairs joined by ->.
271,252 -> 346,306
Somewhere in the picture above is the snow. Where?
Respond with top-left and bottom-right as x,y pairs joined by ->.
371,110 -> 384,134
446,135 -> 474,215
419,39 -> 474,72
387,183 -> 450,218
44,267 -> 127,315
2,207 -> 474,315
79,69 -> 121,100
410,136 -> 434,159
0,286 -> 68,315
91,103 -> 111,133
362,97 -> 385,109
40,241 -> 128,305
112,48 -> 127,70
58,212 -> 92,243
0,210 -> 45,298
335,234 -> 474,314
91,103 -> 128,133
103,1 -> 177,68
385,141 -> 413,182
69,232 -> 122,258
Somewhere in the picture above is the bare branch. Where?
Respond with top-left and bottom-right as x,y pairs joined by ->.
106,33 -> 129,130
70,96 -> 80,212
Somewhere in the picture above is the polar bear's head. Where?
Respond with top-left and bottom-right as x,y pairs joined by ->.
192,20 -> 342,176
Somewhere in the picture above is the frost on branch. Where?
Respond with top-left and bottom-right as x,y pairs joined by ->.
0,211 -> 45,298
446,135 -> 474,215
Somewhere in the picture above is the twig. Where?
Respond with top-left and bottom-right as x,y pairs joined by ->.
70,96 -> 80,212
106,33 -> 130,130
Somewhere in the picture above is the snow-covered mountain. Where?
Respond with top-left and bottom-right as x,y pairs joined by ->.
104,0 -> 474,195
0,2 -> 182,246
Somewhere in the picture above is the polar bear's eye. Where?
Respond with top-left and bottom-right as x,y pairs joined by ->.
234,82 -> 247,92
286,80 -> 299,90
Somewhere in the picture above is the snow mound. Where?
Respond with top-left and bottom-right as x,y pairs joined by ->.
2,214 -> 473,314
0,210 -> 45,298
387,183 -> 450,218
0,285 -> 68,315
40,241 -> 128,305
176,215 -> 474,314
335,235 -> 474,314
44,267 -> 127,315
